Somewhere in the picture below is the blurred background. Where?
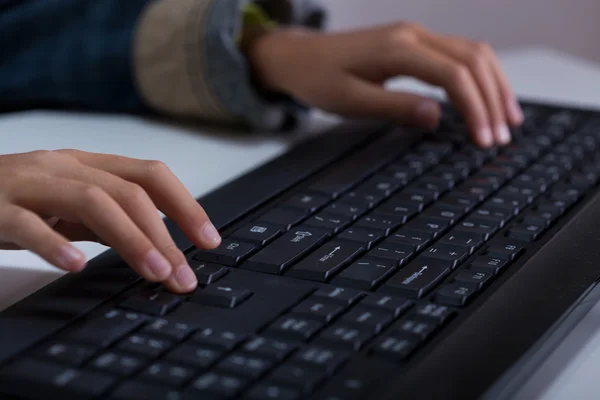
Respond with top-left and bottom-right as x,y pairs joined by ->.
321,0 -> 600,62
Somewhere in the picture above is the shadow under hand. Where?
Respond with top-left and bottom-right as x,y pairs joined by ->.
0,265 -> 63,311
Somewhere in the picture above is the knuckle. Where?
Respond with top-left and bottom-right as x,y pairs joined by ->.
123,183 -> 148,204
448,64 -> 471,85
5,208 -> 30,230
79,184 -> 108,205
144,160 -> 169,175
389,22 -> 420,45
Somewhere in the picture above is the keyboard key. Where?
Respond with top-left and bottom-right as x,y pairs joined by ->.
119,290 -> 181,317
35,342 -> 96,367
323,201 -> 366,220
190,262 -> 228,286
139,362 -> 194,386
508,223 -> 545,242
109,381 -> 186,400
259,207 -> 308,230
267,363 -> 324,393
413,303 -> 454,325
292,347 -> 348,374
142,319 -> 196,341
191,285 -> 252,308
439,231 -> 483,254
486,242 -> 525,260
337,227 -> 385,249
316,325 -> 374,351
342,189 -> 384,208
91,352 -> 145,376
291,299 -> 345,322
382,259 -> 451,299
488,194 -> 528,214
423,204 -> 467,225
341,306 -> 394,333
361,175 -> 402,196
217,353 -> 273,379
331,257 -> 397,290
472,205 -> 514,226
243,226 -> 330,274
313,287 -> 364,306
404,216 -> 449,238
116,334 -> 173,358
194,239 -> 257,267
287,240 -> 364,282
281,193 -> 329,213
246,384 -> 300,400
454,270 -> 493,290
231,223 -> 283,246
455,217 -> 499,240
386,229 -> 432,251
241,337 -> 297,361
371,335 -> 419,361
437,195 -> 475,213
304,213 -> 352,233
191,372 -> 248,398
402,187 -> 438,204
421,243 -> 469,269
265,316 -> 324,341
521,211 -> 557,227
360,294 -> 412,317
368,241 -> 414,266
469,255 -> 509,275
193,329 -> 247,351
0,358 -> 114,399
397,319 -> 437,341
355,213 -> 405,235
165,344 -> 222,369
68,310 -> 147,347
436,283 -> 477,306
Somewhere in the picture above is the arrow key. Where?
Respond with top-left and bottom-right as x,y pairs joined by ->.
191,285 -> 252,308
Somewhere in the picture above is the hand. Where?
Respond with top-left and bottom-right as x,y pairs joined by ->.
0,150 -> 221,293
246,23 -> 524,147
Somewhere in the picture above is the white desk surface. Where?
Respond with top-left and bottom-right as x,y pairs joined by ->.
3,47 -> 600,399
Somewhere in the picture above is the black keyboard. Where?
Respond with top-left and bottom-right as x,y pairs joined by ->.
2,101 -> 600,400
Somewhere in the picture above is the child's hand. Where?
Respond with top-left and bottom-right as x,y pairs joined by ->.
247,23 -> 524,147
0,150 -> 221,293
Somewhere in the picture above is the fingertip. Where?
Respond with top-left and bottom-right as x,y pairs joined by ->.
476,127 -> 494,148
495,124 -> 512,146
143,249 -> 172,281
414,99 -> 441,128
56,245 -> 87,272
507,98 -> 524,126
200,222 -> 221,249
165,265 -> 198,294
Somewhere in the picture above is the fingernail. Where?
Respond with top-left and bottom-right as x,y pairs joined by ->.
57,245 -> 86,271
496,124 -> 512,145
144,249 -> 172,280
202,223 -> 221,245
415,100 -> 439,127
479,127 -> 494,148
175,266 -> 197,292
508,99 -> 524,124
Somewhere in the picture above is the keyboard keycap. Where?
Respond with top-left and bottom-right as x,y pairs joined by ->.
246,384 -> 300,400
116,334 -> 173,358
341,306 -> 393,333
404,216 -> 449,238
259,207 -> 308,230
377,200 -> 420,221
421,243 -> 469,269
91,351 -> 146,376
190,262 -> 229,286
243,226 -> 330,274
291,298 -> 345,322
193,239 -> 257,267
486,242 -> 525,260
469,255 -> 509,275
292,347 -> 348,374
323,201 -> 366,220
472,205 -> 514,226
371,335 -> 419,361
191,285 -> 252,308
110,381 -> 186,400
35,342 -> 97,367
507,223 -> 545,242
140,362 -> 194,386
267,363 -> 324,393
342,189 -> 384,208
331,257 -> 396,290
193,329 -> 247,351
287,240 -> 364,282
304,213 -> 352,233
368,241 -> 415,266
313,287 -> 364,306
316,325 -> 374,351
337,227 -> 385,249
119,290 -> 181,317
355,213 -> 405,235
68,310 -> 147,347
397,319 -> 437,341
142,319 -> 196,341
241,337 -> 297,361
386,229 -> 432,252
231,223 -> 283,246
191,372 -> 248,398
423,204 -> 467,225
281,193 -> 329,213
360,295 -> 412,317
165,344 -> 222,369
436,283 -> 477,306
217,353 -> 273,379
454,270 -> 493,290
455,217 -> 499,240
382,259 -> 451,299
439,231 -> 483,254
265,316 -> 324,341
413,303 -> 454,325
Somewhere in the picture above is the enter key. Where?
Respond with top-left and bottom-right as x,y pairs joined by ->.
380,258 -> 451,299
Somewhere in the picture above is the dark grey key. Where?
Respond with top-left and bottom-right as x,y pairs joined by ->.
342,189 -> 384,208
190,372 -> 248,398
508,223 -> 545,241
331,257 -> 396,290
191,285 -> 252,308
454,270 -> 493,290
265,316 -> 324,341
412,178 -> 448,197
116,334 -> 173,358
323,201 -> 366,220
190,262 -> 228,286
421,243 -> 470,269
397,319 -> 437,341
193,329 -> 247,351
368,241 -> 414,266
402,187 -> 438,204
193,239 -> 257,267
286,240 -> 364,282
259,207 -> 307,230
536,199 -> 568,215
110,381 -> 188,400
436,283 -> 477,306
291,298 -> 345,322
521,211 -> 557,227
241,337 -> 297,361
355,213 -> 405,235
246,384 -> 300,400
423,203 -> 467,225
486,242 -> 525,260
35,342 -> 97,367
455,217 -> 499,240
304,213 -> 352,233
0,358 -> 115,400
281,193 -> 329,213
488,194 -> 528,214
313,287 -> 364,306
67,310 -> 147,347
292,347 -> 348,374
341,305 -> 393,333
316,325 -> 374,351
413,303 -> 454,325
454,182 -> 495,201
437,196 -> 474,213
243,226 -> 330,274
360,295 -> 412,317
430,164 -> 470,181
404,216 -> 449,238
504,184 -> 541,200
376,200 -> 420,221
119,290 -> 181,317
217,353 -> 273,379
386,229 -> 432,252
439,231 -> 483,253
469,255 -> 509,275
139,362 -> 194,387
337,227 -> 385,249
231,223 -> 283,245
472,205 -> 514,226
142,319 -> 196,341
381,259 -> 451,299
91,351 -> 146,376
360,175 -> 402,196
384,164 -> 417,184
267,363 -> 324,393
165,344 -> 222,369
371,335 -> 419,361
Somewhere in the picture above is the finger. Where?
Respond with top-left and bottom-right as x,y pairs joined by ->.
486,50 -> 524,126
57,151 -> 220,250
53,220 -> 105,244
381,35 -> 494,147
418,33 -> 512,144
11,176 -> 174,284
0,204 -> 86,272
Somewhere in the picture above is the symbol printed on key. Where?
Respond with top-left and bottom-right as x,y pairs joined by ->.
250,226 -> 267,234
226,243 -> 240,251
